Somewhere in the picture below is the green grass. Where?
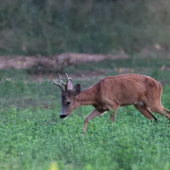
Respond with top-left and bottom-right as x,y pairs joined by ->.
1,68 -> 170,169
1,60 -> 170,170
1,101 -> 170,170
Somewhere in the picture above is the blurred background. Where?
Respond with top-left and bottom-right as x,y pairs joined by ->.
1,2 -> 170,169
0,0 -> 170,108
0,0 -> 170,55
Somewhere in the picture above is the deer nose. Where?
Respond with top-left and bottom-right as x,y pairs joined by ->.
60,115 -> 67,119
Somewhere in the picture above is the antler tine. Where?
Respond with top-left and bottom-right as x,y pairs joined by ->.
53,73 -> 65,93
65,73 -> 74,91
60,74 -> 67,90
62,73 -> 71,85
58,73 -> 62,82
61,73 -> 71,91
65,73 -> 72,80
61,80 -> 66,86
61,79 -> 67,91
66,73 -> 69,80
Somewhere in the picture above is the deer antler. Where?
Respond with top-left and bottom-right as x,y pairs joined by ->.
65,73 -> 71,80
61,75 -> 67,91
61,80 -> 67,91
61,73 -> 74,91
53,73 -> 65,93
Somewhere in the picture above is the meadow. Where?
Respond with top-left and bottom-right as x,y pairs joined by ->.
1,0 -> 170,169
1,59 -> 170,170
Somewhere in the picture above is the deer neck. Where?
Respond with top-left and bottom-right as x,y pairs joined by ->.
75,88 -> 97,108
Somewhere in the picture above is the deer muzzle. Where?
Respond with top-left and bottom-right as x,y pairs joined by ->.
60,115 -> 67,119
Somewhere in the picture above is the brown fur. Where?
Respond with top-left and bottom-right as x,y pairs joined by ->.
58,74 -> 170,133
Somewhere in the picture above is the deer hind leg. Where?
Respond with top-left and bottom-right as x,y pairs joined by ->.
134,104 -> 158,121
163,108 -> 170,119
83,109 -> 104,133
149,104 -> 170,120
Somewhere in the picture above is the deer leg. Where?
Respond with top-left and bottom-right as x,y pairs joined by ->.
150,105 -> 170,120
109,106 -> 118,123
144,106 -> 158,121
134,104 -> 158,121
83,109 -> 103,133
163,108 -> 170,119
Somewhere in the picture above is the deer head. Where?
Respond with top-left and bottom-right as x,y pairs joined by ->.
53,73 -> 81,118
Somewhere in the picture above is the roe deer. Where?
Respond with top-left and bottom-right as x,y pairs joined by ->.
53,73 -> 170,133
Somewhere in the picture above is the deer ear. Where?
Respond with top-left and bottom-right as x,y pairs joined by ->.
74,84 -> 81,96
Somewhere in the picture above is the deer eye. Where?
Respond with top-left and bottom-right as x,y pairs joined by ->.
66,102 -> 71,106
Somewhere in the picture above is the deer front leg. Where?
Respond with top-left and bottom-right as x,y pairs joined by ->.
83,109 -> 103,133
109,106 -> 118,123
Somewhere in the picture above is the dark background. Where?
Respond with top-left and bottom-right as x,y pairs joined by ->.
0,0 -> 170,56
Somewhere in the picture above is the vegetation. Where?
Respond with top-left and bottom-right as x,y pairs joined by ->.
1,101 -> 170,170
1,0 -> 170,169
1,62 -> 170,169
0,0 -> 170,55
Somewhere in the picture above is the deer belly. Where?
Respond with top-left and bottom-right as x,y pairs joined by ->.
93,104 -> 109,112
120,103 -> 132,107
120,101 -> 145,107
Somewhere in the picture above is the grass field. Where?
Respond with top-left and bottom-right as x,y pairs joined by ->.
1,60 -> 170,170
1,0 -> 170,168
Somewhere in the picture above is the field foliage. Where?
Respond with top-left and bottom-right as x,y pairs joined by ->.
0,0 -> 170,55
0,0 -> 170,169
1,68 -> 170,169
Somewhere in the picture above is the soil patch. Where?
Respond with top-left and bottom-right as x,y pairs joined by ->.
0,51 -> 128,71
